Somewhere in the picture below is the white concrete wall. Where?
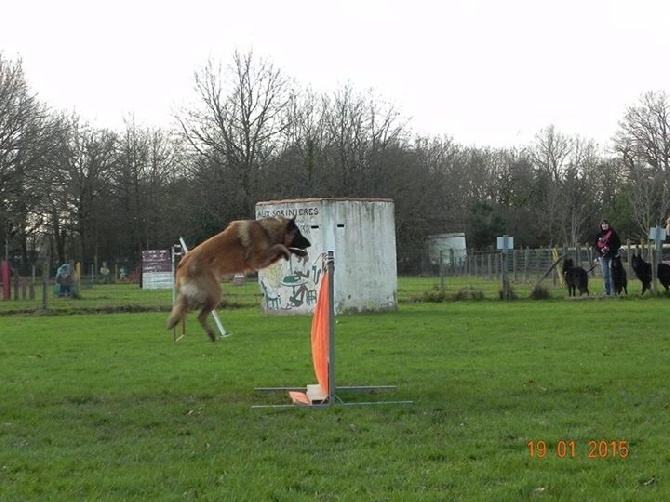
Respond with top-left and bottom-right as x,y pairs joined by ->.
255,198 -> 397,314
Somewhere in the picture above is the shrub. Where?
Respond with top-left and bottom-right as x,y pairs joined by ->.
453,288 -> 485,301
422,289 -> 449,303
498,287 -> 518,300
529,285 -> 551,300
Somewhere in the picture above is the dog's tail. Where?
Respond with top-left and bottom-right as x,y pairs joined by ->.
167,291 -> 188,330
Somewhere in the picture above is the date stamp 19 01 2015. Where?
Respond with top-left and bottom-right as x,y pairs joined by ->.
527,440 -> 629,459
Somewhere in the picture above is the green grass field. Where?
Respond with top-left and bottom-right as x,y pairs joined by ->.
1,280 -> 668,500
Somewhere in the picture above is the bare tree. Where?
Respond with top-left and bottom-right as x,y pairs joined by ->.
260,87 -> 328,196
54,118 -> 118,263
530,125 -> 573,182
319,85 -> 406,195
561,137 -> 601,246
489,148 -> 543,246
115,122 -> 185,252
529,126 -> 575,244
0,54 -> 55,263
614,91 -> 670,234
178,50 -> 294,219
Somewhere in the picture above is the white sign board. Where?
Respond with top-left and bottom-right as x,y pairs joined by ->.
142,250 -> 172,289
648,226 -> 666,241
496,236 -> 514,251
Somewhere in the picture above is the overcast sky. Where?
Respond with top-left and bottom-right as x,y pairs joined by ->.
2,0 -> 669,149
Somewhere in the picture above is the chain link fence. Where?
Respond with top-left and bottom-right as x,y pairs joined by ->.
3,243 -> 669,305
399,242 -> 668,301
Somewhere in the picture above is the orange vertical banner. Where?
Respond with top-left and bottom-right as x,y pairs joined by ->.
310,271 -> 330,395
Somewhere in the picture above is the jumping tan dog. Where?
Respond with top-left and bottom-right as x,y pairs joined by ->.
167,216 -> 310,341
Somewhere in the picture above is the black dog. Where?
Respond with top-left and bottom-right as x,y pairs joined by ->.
630,253 -> 670,294
562,258 -> 589,297
660,263 -> 670,291
631,253 -> 652,294
611,255 -> 628,295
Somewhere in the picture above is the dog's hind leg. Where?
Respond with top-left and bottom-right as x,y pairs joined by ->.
197,302 -> 218,342
197,277 -> 223,342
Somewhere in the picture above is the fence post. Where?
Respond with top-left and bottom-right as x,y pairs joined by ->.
625,240 -> 631,276
575,244 -> 581,266
13,270 -> 19,300
524,248 -> 530,282
20,278 -> 27,300
513,250 -> 518,282
439,250 -> 445,292
551,248 -> 558,288
41,261 -> 49,311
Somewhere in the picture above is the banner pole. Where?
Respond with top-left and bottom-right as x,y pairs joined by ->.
327,251 -> 335,403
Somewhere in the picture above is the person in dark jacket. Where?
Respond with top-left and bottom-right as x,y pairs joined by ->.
593,219 -> 621,296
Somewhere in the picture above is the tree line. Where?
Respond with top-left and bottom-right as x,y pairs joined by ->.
1,51 -> 669,274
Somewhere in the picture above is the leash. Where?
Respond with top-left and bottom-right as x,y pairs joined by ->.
587,252 -> 622,274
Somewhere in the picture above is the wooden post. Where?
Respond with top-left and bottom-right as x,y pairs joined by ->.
439,250 -> 444,293
41,261 -> 49,311
13,270 -> 19,300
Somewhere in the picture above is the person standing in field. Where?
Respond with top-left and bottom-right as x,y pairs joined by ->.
593,219 -> 621,296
